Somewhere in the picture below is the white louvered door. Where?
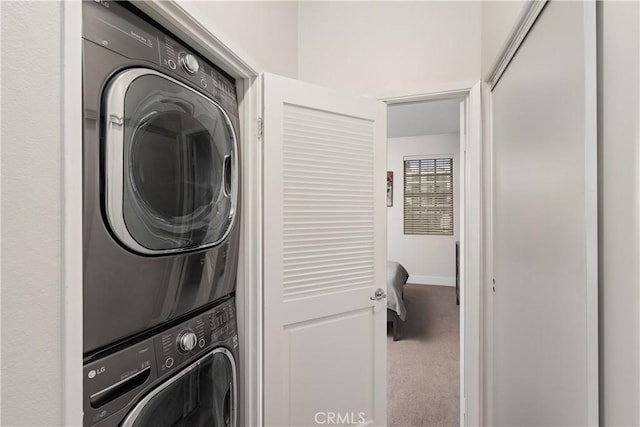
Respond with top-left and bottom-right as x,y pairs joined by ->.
262,73 -> 387,426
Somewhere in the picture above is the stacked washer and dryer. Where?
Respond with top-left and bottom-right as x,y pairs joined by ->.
82,2 -> 241,426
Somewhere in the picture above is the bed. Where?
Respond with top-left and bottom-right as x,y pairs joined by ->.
387,261 -> 409,341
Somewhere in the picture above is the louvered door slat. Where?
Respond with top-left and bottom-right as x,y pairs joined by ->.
282,103 -> 374,298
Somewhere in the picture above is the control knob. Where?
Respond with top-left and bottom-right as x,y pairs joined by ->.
178,331 -> 198,352
180,54 -> 200,75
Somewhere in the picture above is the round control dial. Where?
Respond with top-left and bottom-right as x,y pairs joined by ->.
178,331 -> 198,353
180,54 -> 200,75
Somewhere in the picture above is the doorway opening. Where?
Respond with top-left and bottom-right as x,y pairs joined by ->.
385,97 -> 463,426
379,82 -> 484,426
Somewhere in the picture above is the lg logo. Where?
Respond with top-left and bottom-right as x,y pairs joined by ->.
87,366 -> 106,379
314,412 -> 366,425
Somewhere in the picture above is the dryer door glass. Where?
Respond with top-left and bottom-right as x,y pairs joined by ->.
125,350 -> 236,427
105,69 -> 238,254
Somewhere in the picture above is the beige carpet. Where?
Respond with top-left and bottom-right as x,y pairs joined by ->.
387,284 -> 460,427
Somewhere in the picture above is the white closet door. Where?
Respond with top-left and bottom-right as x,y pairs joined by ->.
262,73 -> 387,426
491,1 -> 597,426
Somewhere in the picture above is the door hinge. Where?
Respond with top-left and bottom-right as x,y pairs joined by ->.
257,117 -> 263,140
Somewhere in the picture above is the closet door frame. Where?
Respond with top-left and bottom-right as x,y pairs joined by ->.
485,1 -> 598,425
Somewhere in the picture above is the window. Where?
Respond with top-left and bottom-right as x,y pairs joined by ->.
403,157 -> 454,235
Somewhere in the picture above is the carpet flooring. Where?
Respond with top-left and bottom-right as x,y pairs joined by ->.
387,284 -> 460,427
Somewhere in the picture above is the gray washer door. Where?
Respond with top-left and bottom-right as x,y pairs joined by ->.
122,348 -> 236,427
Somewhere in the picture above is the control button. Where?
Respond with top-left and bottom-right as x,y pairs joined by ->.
200,78 -> 207,88
198,338 -> 205,348
180,54 -> 200,75
178,331 -> 198,352
167,59 -> 176,70
165,357 -> 174,368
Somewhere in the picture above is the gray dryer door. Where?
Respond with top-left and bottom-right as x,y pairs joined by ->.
104,68 -> 238,255
122,348 -> 237,427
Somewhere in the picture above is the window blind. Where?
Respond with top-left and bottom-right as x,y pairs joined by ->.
403,158 -> 454,235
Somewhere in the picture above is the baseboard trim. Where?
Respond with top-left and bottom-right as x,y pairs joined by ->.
409,275 -> 456,287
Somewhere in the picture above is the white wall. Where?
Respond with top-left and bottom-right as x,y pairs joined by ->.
597,2 -> 640,425
387,134 -> 460,286
1,1 -> 64,425
178,1 -> 482,92
178,1 -> 299,78
482,1 -> 640,424
480,0 -> 527,78
388,99 -> 460,138
298,1 -> 481,96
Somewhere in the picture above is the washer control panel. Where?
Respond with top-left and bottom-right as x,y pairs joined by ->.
83,298 -> 237,426
154,298 -> 237,376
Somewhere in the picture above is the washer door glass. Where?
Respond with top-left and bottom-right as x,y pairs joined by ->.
125,350 -> 236,427
105,69 -> 238,254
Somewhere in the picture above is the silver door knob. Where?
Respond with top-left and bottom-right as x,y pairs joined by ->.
370,288 -> 387,300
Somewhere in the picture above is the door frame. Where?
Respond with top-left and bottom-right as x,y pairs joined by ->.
376,81 -> 485,427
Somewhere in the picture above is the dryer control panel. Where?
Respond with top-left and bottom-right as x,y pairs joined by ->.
82,0 -> 239,118
83,298 -> 237,426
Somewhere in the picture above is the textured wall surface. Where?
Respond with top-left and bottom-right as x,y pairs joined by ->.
1,1 -> 64,425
